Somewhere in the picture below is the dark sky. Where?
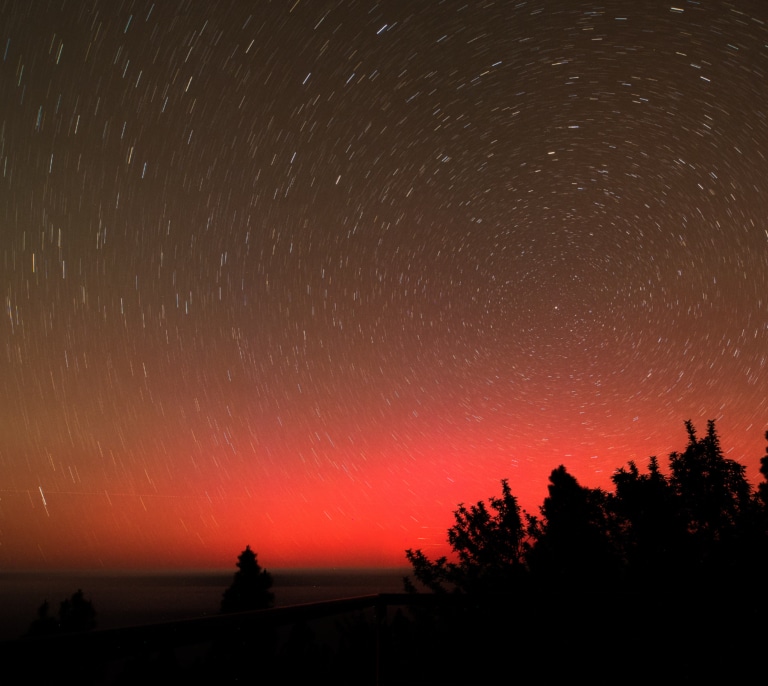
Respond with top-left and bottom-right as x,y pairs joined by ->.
1,0 -> 767,569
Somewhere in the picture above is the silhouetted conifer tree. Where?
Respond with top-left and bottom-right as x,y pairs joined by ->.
751,430 -> 768,580
668,420 -> 753,579
221,545 -> 274,613
526,465 -> 620,584
27,589 -> 96,636
758,430 -> 768,507
59,588 -> 96,632
670,421 -> 751,532
611,455 -> 685,579
27,600 -> 59,636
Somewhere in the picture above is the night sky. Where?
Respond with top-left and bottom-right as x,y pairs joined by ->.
1,0 -> 767,570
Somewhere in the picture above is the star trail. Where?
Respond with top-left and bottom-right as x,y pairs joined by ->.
1,0 -> 766,569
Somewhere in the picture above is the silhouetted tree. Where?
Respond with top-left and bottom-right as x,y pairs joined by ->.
221,545 -> 274,613
758,430 -> 768,507
27,600 -> 60,636
610,455 -> 685,579
58,588 -> 97,632
405,478 -> 529,594
526,465 -> 620,585
667,420 -> 753,579
204,547 -> 277,683
609,420 -> 765,585
27,589 -> 96,636
402,421 -> 768,683
750,430 -> 768,580
670,421 -> 751,530
407,421 -> 768,595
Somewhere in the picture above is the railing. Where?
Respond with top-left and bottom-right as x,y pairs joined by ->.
3,588 -> 756,685
0,593 -> 468,685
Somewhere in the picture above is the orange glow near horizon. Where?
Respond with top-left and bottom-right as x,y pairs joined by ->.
2,414 -> 764,571
1,2 -> 767,573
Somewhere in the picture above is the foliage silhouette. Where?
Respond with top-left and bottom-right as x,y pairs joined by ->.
405,478 -> 529,594
610,454 -> 684,579
27,588 -> 96,636
403,420 -> 768,682
615,420 -> 760,585
197,546 -> 278,684
759,430 -> 768,507
221,545 -> 274,613
669,420 -> 752,539
406,419 -> 768,594
526,464 -> 621,584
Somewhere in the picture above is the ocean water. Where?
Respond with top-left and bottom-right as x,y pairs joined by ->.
0,568 -> 410,641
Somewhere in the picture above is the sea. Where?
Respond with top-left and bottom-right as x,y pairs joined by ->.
0,568 -> 411,641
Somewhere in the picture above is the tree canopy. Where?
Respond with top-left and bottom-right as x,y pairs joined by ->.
406,478 -> 528,594
405,420 -> 768,594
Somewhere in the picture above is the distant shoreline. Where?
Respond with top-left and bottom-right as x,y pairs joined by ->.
0,568 -> 410,641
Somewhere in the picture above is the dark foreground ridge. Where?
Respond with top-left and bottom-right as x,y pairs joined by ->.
1,587 -> 764,685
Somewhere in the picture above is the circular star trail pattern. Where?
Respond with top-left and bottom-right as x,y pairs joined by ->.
1,0 -> 767,569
